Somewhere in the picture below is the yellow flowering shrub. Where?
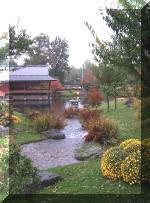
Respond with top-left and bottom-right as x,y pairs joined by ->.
121,151 -> 141,185
12,115 -> 21,123
101,139 -> 142,185
101,146 -> 127,180
141,138 -> 150,183
120,139 -> 141,155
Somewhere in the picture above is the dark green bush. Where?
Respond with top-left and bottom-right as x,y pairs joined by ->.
9,138 -> 40,194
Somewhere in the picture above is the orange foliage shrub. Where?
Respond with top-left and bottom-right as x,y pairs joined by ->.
62,107 -> 79,118
85,88 -> 103,107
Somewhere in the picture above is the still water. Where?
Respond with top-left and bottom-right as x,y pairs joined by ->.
13,96 -> 84,114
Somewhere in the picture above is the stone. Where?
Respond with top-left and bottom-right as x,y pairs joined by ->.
0,126 -> 9,138
74,142 -> 108,161
37,172 -> 62,190
15,128 -> 22,132
41,129 -> 65,140
24,171 -> 62,194
124,98 -> 135,107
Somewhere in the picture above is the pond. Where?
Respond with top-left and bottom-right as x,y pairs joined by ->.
13,96 -> 84,114
17,96 -> 88,169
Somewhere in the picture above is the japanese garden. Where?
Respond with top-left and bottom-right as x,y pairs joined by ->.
0,0 -> 150,202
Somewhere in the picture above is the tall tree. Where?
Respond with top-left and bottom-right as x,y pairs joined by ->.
92,64 -> 127,111
49,36 -> 69,84
141,3 -> 150,94
9,25 -> 33,59
24,34 -> 69,84
66,66 -> 82,85
24,33 -> 51,65
0,32 -> 9,65
100,8 -> 141,80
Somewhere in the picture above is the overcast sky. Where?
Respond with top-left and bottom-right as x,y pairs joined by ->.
1,0 -> 120,68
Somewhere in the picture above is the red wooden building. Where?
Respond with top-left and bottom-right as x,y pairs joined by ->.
0,65 -> 56,101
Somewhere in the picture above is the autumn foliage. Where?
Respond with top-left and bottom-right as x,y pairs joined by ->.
50,80 -> 65,93
82,69 -> 97,87
85,88 -> 103,107
84,118 -> 119,144
62,107 -> 79,118
79,108 -> 102,130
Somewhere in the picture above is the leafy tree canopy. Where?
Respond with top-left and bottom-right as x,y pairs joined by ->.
24,34 -> 70,84
9,25 -> 33,59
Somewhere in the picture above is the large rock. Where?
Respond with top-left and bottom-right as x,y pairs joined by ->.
0,126 -> 9,137
41,129 -> 65,140
15,128 -> 22,133
74,142 -> 108,161
124,98 -> 136,107
37,171 -> 62,190
24,171 -> 62,194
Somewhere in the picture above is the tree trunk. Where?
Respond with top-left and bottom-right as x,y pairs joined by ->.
115,95 -> 117,110
106,95 -> 109,112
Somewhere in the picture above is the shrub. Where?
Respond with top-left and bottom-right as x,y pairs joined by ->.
84,118 -> 103,142
27,110 -> 41,120
121,151 -> 141,185
9,137 -> 40,194
62,107 -> 79,118
141,138 -> 150,183
33,113 -> 65,133
100,119 -> 119,144
0,100 -> 10,127
133,99 -> 141,122
120,139 -> 141,155
79,108 -> 102,129
12,115 -> 22,123
84,118 -> 119,145
0,136 -> 9,194
101,139 -> 142,185
101,146 -> 127,180
85,88 -> 103,107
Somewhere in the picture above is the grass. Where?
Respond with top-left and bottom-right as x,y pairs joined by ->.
38,100 -> 141,195
60,90 -> 74,97
11,112 -> 46,145
39,159 -> 141,194
97,100 -> 141,141
0,194 -> 8,203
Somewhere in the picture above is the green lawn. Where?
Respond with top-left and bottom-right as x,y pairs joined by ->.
11,112 -> 46,145
98,101 -> 141,141
38,101 -> 141,195
39,159 -> 141,194
0,194 -> 8,203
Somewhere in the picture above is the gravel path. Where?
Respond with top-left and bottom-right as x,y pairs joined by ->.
21,119 -> 87,170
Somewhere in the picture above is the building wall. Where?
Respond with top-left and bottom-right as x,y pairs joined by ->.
0,83 -> 9,97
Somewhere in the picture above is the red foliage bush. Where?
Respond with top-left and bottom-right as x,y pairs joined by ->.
62,107 -> 79,118
27,110 -> 41,120
84,118 -> 103,142
84,118 -> 119,145
50,80 -> 65,93
79,108 -> 102,130
82,69 -> 97,87
85,88 -> 103,107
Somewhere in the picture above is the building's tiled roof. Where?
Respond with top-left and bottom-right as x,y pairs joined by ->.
0,65 -> 56,82
9,75 -> 56,81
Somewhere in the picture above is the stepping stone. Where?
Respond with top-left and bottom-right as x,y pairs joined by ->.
41,129 -> 65,140
24,171 -> 62,193
37,172 -> 62,190
74,142 -> 108,161
0,126 -> 9,138
15,128 -> 22,132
